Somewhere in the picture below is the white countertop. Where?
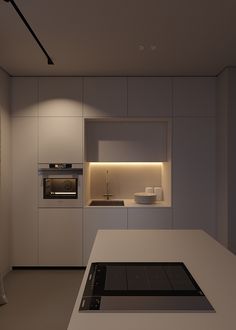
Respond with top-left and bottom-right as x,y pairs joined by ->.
85,199 -> 170,208
67,230 -> 236,330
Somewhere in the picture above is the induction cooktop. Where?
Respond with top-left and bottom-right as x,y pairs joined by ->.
79,262 -> 215,312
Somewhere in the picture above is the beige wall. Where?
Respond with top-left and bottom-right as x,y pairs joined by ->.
0,68 -> 11,275
89,163 -> 163,199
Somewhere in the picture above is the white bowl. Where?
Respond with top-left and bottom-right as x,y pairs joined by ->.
134,192 -> 157,204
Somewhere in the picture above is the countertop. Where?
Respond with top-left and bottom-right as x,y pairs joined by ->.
85,199 -> 171,208
67,229 -> 236,330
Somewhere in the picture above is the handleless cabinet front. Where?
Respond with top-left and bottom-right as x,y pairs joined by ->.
38,77 -> 83,116
83,77 -> 127,117
11,77 -> 38,117
172,117 -> 216,236
83,208 -> 128,265
128,208 -> 172,229
11,117 -> 38,265
38,117 -> 83,163
39,208 -> 83,266
128,77 -> 172,117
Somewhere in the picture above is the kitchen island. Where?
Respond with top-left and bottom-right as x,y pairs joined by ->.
67,230 -> 236,330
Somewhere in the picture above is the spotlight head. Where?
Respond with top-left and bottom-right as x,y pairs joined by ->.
47,58 -> 54,65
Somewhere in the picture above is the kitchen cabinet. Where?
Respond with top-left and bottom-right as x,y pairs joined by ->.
83,208 -> 127,264
38,77 -> 83,116
11,77 -> 38,117
128,77 -> 172,117
38,208 -> 83,266
128,208 -> 172,229
172,117 -> 216,236
11,117 -> 38,265
38,116 -> 83,163
83,77 -> 127,117
85,119 -> 168,162
173,77 -> 216,116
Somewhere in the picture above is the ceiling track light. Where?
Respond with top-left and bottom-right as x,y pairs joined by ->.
3,0 -> 54,65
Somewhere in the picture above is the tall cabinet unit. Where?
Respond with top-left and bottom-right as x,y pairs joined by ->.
11,77 -> 84,266
172,78 -> 216,237
11,77 -> 39,265
11,116 -> 38,265
37,77 -> 84,265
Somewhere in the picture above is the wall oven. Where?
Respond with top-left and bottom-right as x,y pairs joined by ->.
38,163 -> 83,207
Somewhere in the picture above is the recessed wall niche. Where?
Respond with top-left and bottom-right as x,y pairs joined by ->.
84,162 -> 171,206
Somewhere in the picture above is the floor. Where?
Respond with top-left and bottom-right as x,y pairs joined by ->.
0,269 -> 84,330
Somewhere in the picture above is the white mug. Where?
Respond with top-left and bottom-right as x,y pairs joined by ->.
154,187 -> 163,201
145,187 -> 153,193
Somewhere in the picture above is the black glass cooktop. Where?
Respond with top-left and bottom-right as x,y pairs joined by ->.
79,262 -> 215,312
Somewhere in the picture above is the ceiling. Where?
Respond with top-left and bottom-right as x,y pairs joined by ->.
0,0 -> 236,77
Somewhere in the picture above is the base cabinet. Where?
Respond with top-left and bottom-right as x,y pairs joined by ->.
128,208 -> 172,229
39,208 -> 83,266
83,208 -> 128,265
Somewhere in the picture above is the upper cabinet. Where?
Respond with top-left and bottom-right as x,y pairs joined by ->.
173,77 -> 216,117
38,117 -> 83,163
85,119 -> 169,162
128,77 -> 172,117
38,77 -> 83,116
11,77 -> 38,117
83,77 -> 127,117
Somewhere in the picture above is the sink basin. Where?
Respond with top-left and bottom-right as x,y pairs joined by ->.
89,200 -> 124,206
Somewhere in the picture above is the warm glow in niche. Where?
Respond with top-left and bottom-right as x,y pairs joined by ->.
89,162 -> 163,166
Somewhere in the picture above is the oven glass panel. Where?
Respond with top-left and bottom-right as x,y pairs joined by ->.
43,178 -> 78,199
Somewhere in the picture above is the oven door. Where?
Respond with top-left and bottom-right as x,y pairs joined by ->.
38,172 -> 83,208
43,178 -> 78,199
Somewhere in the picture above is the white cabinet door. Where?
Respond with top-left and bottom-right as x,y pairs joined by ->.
85,120 -> 168,162
38,77 -> 83,116
83,208 -> 127,265
39,208 -> 83,266
128,77 -> 172,117
128,208 -> 172,229
11,117 -> 38,265
38,117 -> 83,163
11,77 -> 38,117
83,77 -> 127,117
173,77 -> 216,116
172,117 -> 216,237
